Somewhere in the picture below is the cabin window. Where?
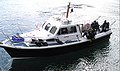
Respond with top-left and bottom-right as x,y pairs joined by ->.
57,28 -> 68,35
45,23 -> 51,31
69,26 -> 77,33
57,26 -> 77,35
50,26 -> 57,34
42,22 -> 46,28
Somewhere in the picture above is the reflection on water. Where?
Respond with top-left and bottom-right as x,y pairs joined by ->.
9,40 -> 111,71
0,48 -> 12,71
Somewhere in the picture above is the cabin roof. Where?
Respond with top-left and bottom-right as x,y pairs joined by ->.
46,16 -> 79,28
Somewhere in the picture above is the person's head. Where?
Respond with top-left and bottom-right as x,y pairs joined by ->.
94,20 -> 96,22
16,33 -> 20,36
104,20 -> 106,23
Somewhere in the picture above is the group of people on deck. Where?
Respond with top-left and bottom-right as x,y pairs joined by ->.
82,20 -> 110,40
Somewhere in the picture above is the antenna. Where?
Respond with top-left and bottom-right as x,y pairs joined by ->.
66,2 -> 70,18
17,23 -> 23,34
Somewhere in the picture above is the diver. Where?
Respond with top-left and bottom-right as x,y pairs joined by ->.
95,21 -> 100,32
82,23 -> 91,37
91,20 -> 100,33
82,23 -> 96,40
91,21 -> 96,31
86,28 -> 96,40
101,20 -> 110,32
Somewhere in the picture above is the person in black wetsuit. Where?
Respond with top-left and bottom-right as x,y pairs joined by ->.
87,29 -> 96,40
82,23 -> 96,40
91,20 -> 100,32
82,23 -> 91,37
95,21 -> 100,32
101,20 -> 110,32
91,21 -> 96,31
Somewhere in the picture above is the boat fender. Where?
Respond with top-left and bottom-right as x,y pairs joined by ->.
35,42 -> 48,46
42,42 -> 48,46
55,39 -> 64,44
35,42 -> 42,47
35,39 -> 48,46
31,39 -> 37,44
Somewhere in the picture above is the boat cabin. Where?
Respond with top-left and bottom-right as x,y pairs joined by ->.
19,16 -> 84,47
40,16 -> 83,43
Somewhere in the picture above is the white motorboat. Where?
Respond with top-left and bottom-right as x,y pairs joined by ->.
0,3 -> 112,57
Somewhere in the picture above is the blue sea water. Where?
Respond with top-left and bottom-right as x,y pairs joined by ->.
0,0 -> 119,71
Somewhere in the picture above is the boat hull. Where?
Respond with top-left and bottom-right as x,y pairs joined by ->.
0,31 -> 112,58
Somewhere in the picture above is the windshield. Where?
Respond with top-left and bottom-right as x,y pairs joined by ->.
57,26 -> 77,35
45,23 -> 51,31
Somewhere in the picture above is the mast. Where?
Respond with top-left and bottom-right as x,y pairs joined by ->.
66,2 -> 70,18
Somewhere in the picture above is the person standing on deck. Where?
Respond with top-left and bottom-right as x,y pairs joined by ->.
91,20 -> 100,33
101,20 -> 110,32
82,23 -> 96,40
